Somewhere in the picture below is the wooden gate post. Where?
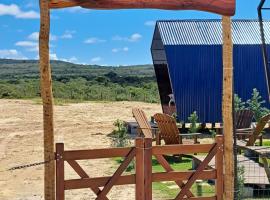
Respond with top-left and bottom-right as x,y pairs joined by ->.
56,143 -> 65,200
215,135 -> 224,200
144,138 -> 152,199
222,16 -> 234,200
39,0 -> 55,200
135,137 -> 153,200
135,138 -> 144,199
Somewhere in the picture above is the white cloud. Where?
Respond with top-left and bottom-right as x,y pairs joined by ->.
69,56 -> 78,62
28,32 -> 57,41
129,33 -> 142,42
112,48 -> 119,53
15,41 -> 38,52
144,21 -> 156,26
112,47 -> 129,53
15,41 -> 37,47
61,34 -> 72,39
60,56 -> 79,63
0,49 -> 27,59
123,47 -> 129,52
91,57 -> 102,62
84,37 -> 106,44
50,53 -> 58,60
63,6 -> 90,13
28,32 -> 39,40
61,30 -> 76,39
0,4 -> 39,19
112,33 -> 142,42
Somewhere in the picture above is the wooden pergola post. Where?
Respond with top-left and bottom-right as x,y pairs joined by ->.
222,16 -> 234,199
39,0 -> 55,200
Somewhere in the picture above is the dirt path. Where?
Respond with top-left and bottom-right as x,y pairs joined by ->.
0,100 -> 161,200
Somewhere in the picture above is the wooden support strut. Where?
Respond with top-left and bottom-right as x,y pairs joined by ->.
222,16 -> 234,200
39,1 -> 55,200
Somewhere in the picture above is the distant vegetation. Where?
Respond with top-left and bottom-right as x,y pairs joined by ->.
0,59 -> 159,103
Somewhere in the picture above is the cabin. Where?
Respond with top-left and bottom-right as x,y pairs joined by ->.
151,19 -> 270,123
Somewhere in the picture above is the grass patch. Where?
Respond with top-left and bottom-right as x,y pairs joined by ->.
262,140 -> 270,146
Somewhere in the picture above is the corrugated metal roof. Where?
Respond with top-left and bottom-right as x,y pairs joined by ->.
156,20 -> 270,45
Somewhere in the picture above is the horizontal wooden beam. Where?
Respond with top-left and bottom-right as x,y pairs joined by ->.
63,147 -> 133,160
49,0 -> 235,16
152,143 -> 215,155
64,170 -> 216,189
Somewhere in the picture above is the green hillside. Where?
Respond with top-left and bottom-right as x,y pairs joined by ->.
0,59 -> 159,103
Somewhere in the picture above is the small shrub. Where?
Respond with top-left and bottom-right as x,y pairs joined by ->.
188,111 -> 199,133
111,119 -> 134,171
209,129 -> 216,138
247,88 -> 270,121
234,94 -> 246,111
236,166 -> 245,200
111,119 -> 130,147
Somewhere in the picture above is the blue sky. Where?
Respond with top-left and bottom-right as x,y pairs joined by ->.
0,0 -> 270,66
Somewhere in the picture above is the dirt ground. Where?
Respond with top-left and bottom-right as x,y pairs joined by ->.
0,99 -> 162,200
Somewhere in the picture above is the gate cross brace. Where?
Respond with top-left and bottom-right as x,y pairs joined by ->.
96,148 -> 136,200
175,144 -> 218,200
67,160 -> 109,200
155,155 -> 194,198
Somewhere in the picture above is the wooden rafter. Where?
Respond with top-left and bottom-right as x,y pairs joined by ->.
49,0 -> 235,16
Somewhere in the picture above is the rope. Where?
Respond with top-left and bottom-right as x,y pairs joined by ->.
0,159 -> 55,173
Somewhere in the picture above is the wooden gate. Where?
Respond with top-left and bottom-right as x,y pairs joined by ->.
55,135 -> 223,200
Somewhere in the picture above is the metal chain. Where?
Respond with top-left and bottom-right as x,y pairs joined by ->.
0,159 -> 55,173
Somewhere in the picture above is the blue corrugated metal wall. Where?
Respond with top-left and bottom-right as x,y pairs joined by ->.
234,45 -> 270,106
165,45 -> 270,123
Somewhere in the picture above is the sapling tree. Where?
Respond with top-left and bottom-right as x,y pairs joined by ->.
234,94 -> 246,111
111,119 -> 130,147
188,111 -> 199,133
246,88 -> 270,121
111,119 -> 134,171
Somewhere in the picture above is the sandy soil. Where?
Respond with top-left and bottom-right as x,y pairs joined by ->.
0,99 -> 162,200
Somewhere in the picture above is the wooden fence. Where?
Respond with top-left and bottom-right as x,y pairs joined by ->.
55,135 -> 224,200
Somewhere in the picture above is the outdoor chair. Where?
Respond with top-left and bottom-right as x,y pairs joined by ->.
132,108 -> 158,141
153,113 -> 181,145
153,113 -> 201,145
237,113 -> 270,146
235,109 -> 254,130
234,109 -> 254,141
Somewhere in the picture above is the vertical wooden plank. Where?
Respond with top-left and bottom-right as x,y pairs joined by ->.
144,138 -> 152,199
56,143 -> 64,200
39,1 -> 55,200
156,131 -> 161,145
222,16 -> 234,200
135,138 -> 144,200
215,136 -> 224,200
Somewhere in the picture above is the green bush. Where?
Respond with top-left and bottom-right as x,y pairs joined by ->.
246,88 -> 270,121
111,119 -> 130,148
236,166 -> 245,200
234,94 -> 246,111
188,111 -> 199,133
